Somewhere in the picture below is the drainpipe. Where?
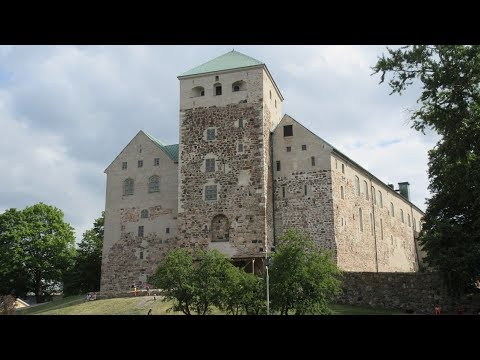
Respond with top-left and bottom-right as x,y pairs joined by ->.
370,177 -> 379,272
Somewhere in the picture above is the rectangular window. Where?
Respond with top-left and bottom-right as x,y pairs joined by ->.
401,209 -> 404,223
286,146 -> 291,152
390,202 -> 395,217
311,156 -> 315,166
205,185 -> 218,201
122,161 -> 127,170
282,186 -> 286,198
276,161 -> 281,171
359,208 -> 363,232
215,86 -> 222,95
342,163 -> 345,174
304,184 -> 308,196
378,190 -> 383,208
283,125 -> 293,137
138,160 -> 143,168
238,119 -> 243,128
206,158 -> 215,172
154,158 -> 159,166
238,143 -> 244,152
341,186 -> 344,199
355,176 -> 360,196
302,144 -> 307,151
166,227 -> 170,234
140,251 -> 143,260
138,226 -> 144,237
364,180 -> 369,200
372,186 -> 376,205
207,128 -> 216,140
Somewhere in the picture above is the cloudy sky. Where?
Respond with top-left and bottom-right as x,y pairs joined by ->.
0,45 -> 438,241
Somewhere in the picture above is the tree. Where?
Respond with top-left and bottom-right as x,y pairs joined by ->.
0,209 -> 29,298
269,229 -> 342,315
373,45 -> 480,296
149,249 -> 196,315
0,203 -> 75,303
220,265 -> 265,315
150,248 -> 258,315
63,212 -> 104,296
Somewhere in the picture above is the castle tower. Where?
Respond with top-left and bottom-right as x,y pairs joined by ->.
177,50 -> 283,266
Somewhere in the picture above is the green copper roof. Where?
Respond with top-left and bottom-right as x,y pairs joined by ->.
144,132 -> 179,162
179,50 -> 264,77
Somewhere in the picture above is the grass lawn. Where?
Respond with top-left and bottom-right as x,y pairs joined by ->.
16,296 -> 398,315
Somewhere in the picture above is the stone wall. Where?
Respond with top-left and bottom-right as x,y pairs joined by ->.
272,115 -> 336,252
177,101 -> 268,258
337,272 -> 471,314
331,152 -> 423,272
101,131 -> 178,293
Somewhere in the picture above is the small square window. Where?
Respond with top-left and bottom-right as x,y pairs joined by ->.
215,75 -> 219,81
302,145 -> 307,151
206,158 -> 215,172
205,185 -> 218,201
286,146 -> 291,152
283,125 -> 293,137
138,160 -> 143,168
166,227 -> 170,234
154,158 -> 159,166
207,128 -> 216,141
122,162 -> 127,170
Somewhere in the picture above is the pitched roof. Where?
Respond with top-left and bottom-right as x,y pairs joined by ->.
179,50 -> 264,77
274,114 -> 425,215
144,132 -> 179,162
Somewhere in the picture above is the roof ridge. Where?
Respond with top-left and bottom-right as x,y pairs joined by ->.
179,50 -> 264,77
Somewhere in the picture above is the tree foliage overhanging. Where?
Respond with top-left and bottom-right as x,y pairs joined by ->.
373,45 -> 480,296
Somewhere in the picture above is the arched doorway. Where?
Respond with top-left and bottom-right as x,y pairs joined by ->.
211,214 -> 229,242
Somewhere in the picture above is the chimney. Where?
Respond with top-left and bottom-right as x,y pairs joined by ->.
398,182 -> 410,200
387,184 -> 394,190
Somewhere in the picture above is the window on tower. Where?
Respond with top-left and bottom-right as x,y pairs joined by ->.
207,128 -> 216,141
283,125 -> 293,137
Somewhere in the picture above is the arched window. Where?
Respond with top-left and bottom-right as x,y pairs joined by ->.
211,214 -> 229,242
341,163 -> 345,174
400,209 -> 404,223
214,82 -> 222,96
232,80 -> 245,92
123,178 -> 134,196
190,86 -> 205,98
148,175 -> 160,193
372,186 -> 376,205
390,202 -> 395,217
141,209 -> 149,219
378,190 -> 383,208
341,186 -> 344,199
364,180 -> 369,200
355,176 -> 360,196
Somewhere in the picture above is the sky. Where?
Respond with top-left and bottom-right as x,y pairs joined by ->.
0,45 -> 439,242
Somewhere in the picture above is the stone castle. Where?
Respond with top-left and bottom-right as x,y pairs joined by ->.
100,50 -> 425,293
